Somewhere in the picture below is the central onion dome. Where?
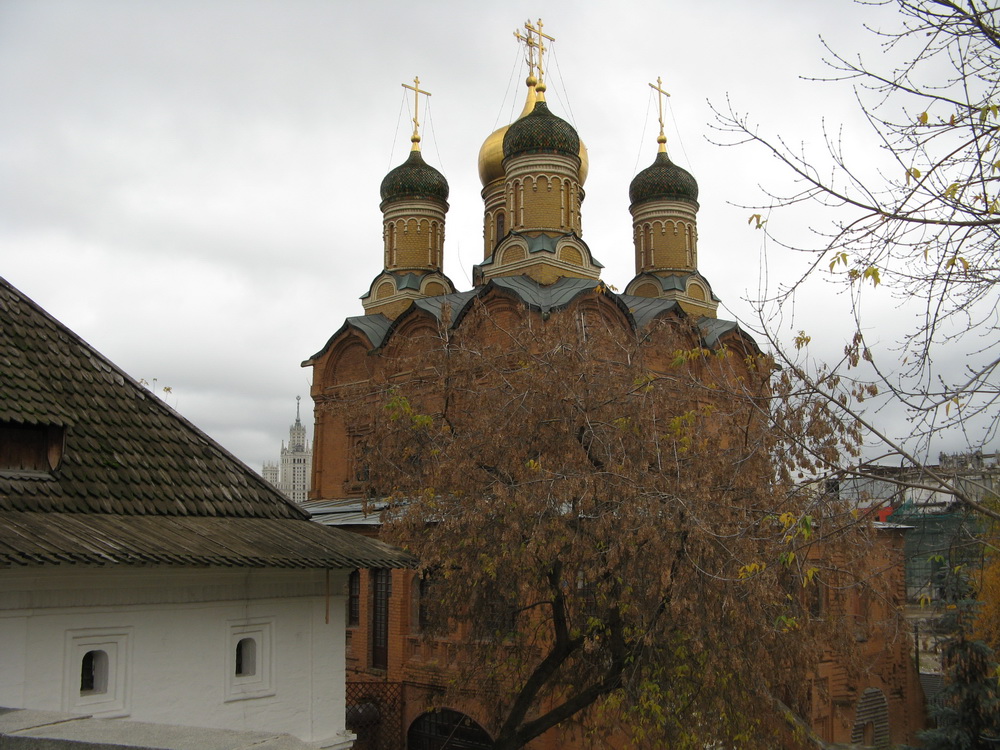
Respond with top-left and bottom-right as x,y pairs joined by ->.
479,77 -> 589,186
380,149 -> 449,207
629,140 -> 699,207
503,100 -> 580,160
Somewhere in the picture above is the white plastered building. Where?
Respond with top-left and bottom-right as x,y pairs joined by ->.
0,277 -> 409,749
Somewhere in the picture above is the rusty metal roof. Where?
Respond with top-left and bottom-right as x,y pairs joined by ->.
0,277 -> 411,569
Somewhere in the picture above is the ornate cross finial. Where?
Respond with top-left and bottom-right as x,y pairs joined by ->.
649,76 -> 671,152
513,26 -> 538,80
515,19 -> 554,96
401,76 -> 431,151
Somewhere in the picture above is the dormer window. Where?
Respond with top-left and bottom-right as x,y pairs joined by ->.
0,421 -> 64,473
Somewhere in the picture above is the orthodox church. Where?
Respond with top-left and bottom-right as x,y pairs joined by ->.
306,34 -> 745,500
303,22 -> 924,750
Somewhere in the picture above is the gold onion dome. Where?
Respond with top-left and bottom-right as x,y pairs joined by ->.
478,125 -> 512,186
478,78 -> 589,186
629,139 -> 699,208
379,147 -> 450,208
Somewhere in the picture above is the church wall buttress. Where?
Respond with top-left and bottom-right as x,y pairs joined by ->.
309,410 -> 324,501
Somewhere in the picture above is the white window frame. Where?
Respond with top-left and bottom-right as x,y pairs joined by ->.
225,619 -> 274,701
63,628 -> 132,718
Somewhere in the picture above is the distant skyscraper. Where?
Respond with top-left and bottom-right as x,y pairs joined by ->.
263,396 -> 312,503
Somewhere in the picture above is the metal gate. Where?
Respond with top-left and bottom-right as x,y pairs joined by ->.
407,709 -> 493,750
346,681 -> 403,750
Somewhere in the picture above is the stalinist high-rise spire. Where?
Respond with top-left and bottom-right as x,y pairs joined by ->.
288,395 -> 307,452
262,396 -> 312,503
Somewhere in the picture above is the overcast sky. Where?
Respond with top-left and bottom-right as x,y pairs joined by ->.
2,0 -> 980,472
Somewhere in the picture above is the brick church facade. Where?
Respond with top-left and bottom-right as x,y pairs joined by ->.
303,24 -> 925,749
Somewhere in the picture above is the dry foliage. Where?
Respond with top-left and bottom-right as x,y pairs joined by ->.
714,0 -> 1000,521
974,505 -> 1000,652
333,298 -> 889,749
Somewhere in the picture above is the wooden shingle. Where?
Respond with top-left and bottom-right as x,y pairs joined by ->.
0,277 -> 410,569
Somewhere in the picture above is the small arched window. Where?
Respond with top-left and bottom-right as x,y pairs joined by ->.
226,622 -> 273,700
496,212 -> 505,243
80,649 -> 109,695
235,637 -> 256,677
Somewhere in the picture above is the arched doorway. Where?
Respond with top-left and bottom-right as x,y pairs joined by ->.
407,708 -> 493,750
850,687 -> 890,748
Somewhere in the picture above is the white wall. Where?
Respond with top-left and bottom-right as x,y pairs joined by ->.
0,566 -> 351,749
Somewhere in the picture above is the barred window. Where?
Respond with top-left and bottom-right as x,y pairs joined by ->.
348,570 -> 361,627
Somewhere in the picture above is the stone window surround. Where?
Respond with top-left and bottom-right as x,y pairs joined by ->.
225,618 -> 274,702
63,627 -> 132,718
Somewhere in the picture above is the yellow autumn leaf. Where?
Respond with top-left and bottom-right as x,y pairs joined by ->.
828,251 -> 848,271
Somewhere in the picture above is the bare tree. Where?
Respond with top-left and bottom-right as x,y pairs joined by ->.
714,0 -> 1000,520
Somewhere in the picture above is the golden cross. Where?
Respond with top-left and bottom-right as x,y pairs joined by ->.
513,27 -> 538,80
401,76 -> 431,149
648,76 -> 671,151
516,19 -> 554,88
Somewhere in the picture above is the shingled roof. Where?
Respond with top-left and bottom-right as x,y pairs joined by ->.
0,277 -> 410,569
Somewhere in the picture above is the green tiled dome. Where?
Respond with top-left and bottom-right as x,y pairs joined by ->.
502,101 -> 580,160
380,150 -> 449,206
629,151 -> 699,207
